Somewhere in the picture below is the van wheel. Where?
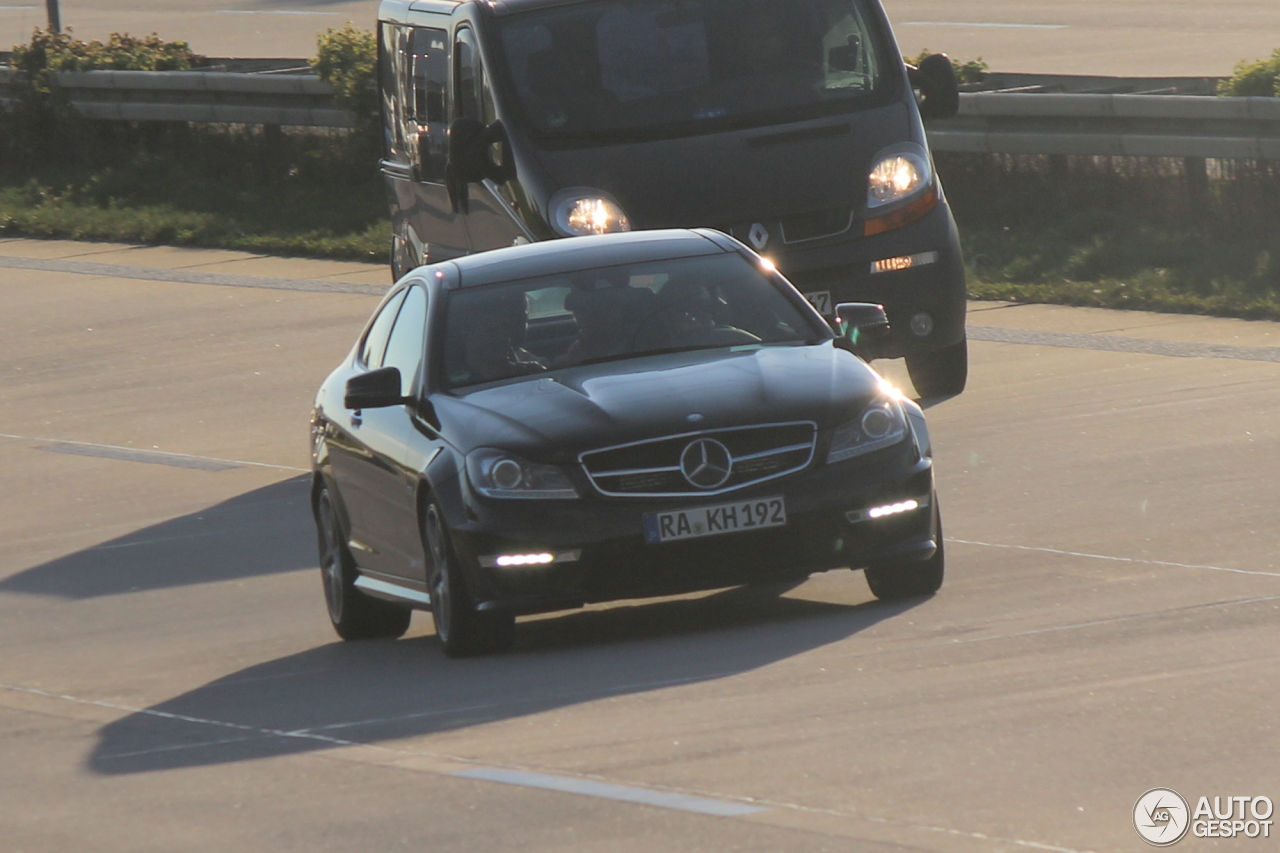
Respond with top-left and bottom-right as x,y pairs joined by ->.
390,235 -> 410,281
423,503 -> 515,657
906,338 -> 968,398
316,489 -> 412,640
864,511 -> 945,601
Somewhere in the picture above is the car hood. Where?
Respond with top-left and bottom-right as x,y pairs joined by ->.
433,344 -> 886,458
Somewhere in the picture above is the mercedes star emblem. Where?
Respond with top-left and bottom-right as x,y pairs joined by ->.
680,438 -> 733,489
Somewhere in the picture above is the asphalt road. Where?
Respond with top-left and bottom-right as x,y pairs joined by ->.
3,0 -> 1279,76
2,238 -> 1279,853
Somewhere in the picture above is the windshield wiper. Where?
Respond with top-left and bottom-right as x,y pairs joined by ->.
574,344 -> 730,368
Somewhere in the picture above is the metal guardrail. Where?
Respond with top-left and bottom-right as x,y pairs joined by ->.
928,93 -> 1280,160
2,67 -> 1278,159
0,66 -> 353,128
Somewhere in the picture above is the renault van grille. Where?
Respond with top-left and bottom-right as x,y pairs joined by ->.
580,422 -> 817,497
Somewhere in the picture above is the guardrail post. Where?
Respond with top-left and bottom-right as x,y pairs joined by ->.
45,0 -> 60,33
1184,157 -> 1208,215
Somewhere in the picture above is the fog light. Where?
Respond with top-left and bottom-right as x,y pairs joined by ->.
910,312 -> 934,337
479,549 -> 582,568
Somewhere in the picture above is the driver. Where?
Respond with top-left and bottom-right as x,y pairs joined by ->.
459,291 -> 547,383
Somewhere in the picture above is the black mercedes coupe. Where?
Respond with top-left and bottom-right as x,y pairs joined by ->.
310,229 -> 943,656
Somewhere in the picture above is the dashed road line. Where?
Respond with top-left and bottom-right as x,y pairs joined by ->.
0,432 -> 308,473
968,326 -> 1280,364
0,254 -> 385,295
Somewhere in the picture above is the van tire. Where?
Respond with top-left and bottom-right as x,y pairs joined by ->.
906,338 -> 968,398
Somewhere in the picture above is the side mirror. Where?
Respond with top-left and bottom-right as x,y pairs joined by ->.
345,367 -> 406,410
909,53 -> 960,119
828,34 -> 862,72
833,302 -> 891,361
446,117 -> 486,213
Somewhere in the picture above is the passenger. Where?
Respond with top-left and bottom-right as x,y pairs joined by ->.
458,292 -> 547,383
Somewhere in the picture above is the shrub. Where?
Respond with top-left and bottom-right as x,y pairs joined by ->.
311,23 -> 377,124
11,28 -> 204,88
905,49 -> 988,85
1218,49 -> 1280,97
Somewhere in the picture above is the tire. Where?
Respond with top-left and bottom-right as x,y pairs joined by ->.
316,488 -> 412,641
864,509 -> 945,601
390,235 -> 409,282
905,338 -> 968,399
423,503 -> 515,657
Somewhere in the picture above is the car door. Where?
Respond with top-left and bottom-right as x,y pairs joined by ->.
325,288 -> 419,579
351,284 -> 432,580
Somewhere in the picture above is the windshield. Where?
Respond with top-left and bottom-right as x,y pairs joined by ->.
495,0 -> 892,140
442,253 -> 820,389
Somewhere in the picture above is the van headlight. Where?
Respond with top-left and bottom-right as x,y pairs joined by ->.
466,448 -> 579,499
826,398 -> 908,463
550,189 -> 632,237
867,146 -> 932,209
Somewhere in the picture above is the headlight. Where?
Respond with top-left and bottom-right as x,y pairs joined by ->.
826,398 -> 908,464
466,448 -> 579,499
867,147 -> 932,209
550,189 -> 632,237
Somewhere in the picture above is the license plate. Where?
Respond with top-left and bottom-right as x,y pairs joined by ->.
644,497 -> 786,544
803,290 -> 832,316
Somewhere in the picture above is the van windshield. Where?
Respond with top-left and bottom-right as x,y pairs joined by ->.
495,0 -> 891,141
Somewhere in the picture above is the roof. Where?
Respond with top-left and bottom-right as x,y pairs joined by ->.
442,229 -> 731,288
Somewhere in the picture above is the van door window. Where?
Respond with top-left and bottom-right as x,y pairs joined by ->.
454,28 -> 498,125
409,27 -> 449,182
379,22 -> 410,161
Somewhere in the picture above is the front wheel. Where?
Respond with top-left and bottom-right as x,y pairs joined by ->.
423,503 -> 515,657
316,488 -> 412,640
864,509 -> 945,601
905,338 -> 968,399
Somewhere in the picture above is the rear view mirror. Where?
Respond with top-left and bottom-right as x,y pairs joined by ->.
909,53 -> 960,119
828,35 -> 862,72
834,302 -> 891,360
345,367 -> 405,410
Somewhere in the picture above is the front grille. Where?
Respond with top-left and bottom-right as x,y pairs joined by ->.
580,422 -> 817,497
780,208 -> 854,243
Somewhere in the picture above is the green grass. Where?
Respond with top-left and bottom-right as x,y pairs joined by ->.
0,122 -> 391,261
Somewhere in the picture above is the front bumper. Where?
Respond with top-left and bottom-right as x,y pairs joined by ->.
447,440 -> 936,615
778,201 -> 967,359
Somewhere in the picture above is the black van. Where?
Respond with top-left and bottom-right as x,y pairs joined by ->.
377,0 -> 968,396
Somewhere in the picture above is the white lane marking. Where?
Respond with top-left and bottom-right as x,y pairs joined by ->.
899,21 -> 1067,30
298,673 -> 720,734
939,593 -> 1280,650
0,680 -> 1105,852
213,9 -> 340,14
949,538 -> 1280,579
454,767 -> 769,817
0,432 -> 308,474
97,734 -> 267,761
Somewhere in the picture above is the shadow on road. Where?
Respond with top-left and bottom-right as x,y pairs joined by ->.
0,476 -> 314,599
89,583 -> 925,775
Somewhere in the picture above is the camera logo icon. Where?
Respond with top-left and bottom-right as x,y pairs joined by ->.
1135,788 -> 1191,846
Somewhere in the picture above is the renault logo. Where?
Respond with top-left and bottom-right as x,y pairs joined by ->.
748,223 -> 770,251
680,438 -> 733,489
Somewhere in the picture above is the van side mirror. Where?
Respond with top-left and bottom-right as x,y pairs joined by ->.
833,302 -> 891,360
446,119 -> 516,212
828,35 -> 862,72
908,53 -> 960,119
345,367 -> 406,410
